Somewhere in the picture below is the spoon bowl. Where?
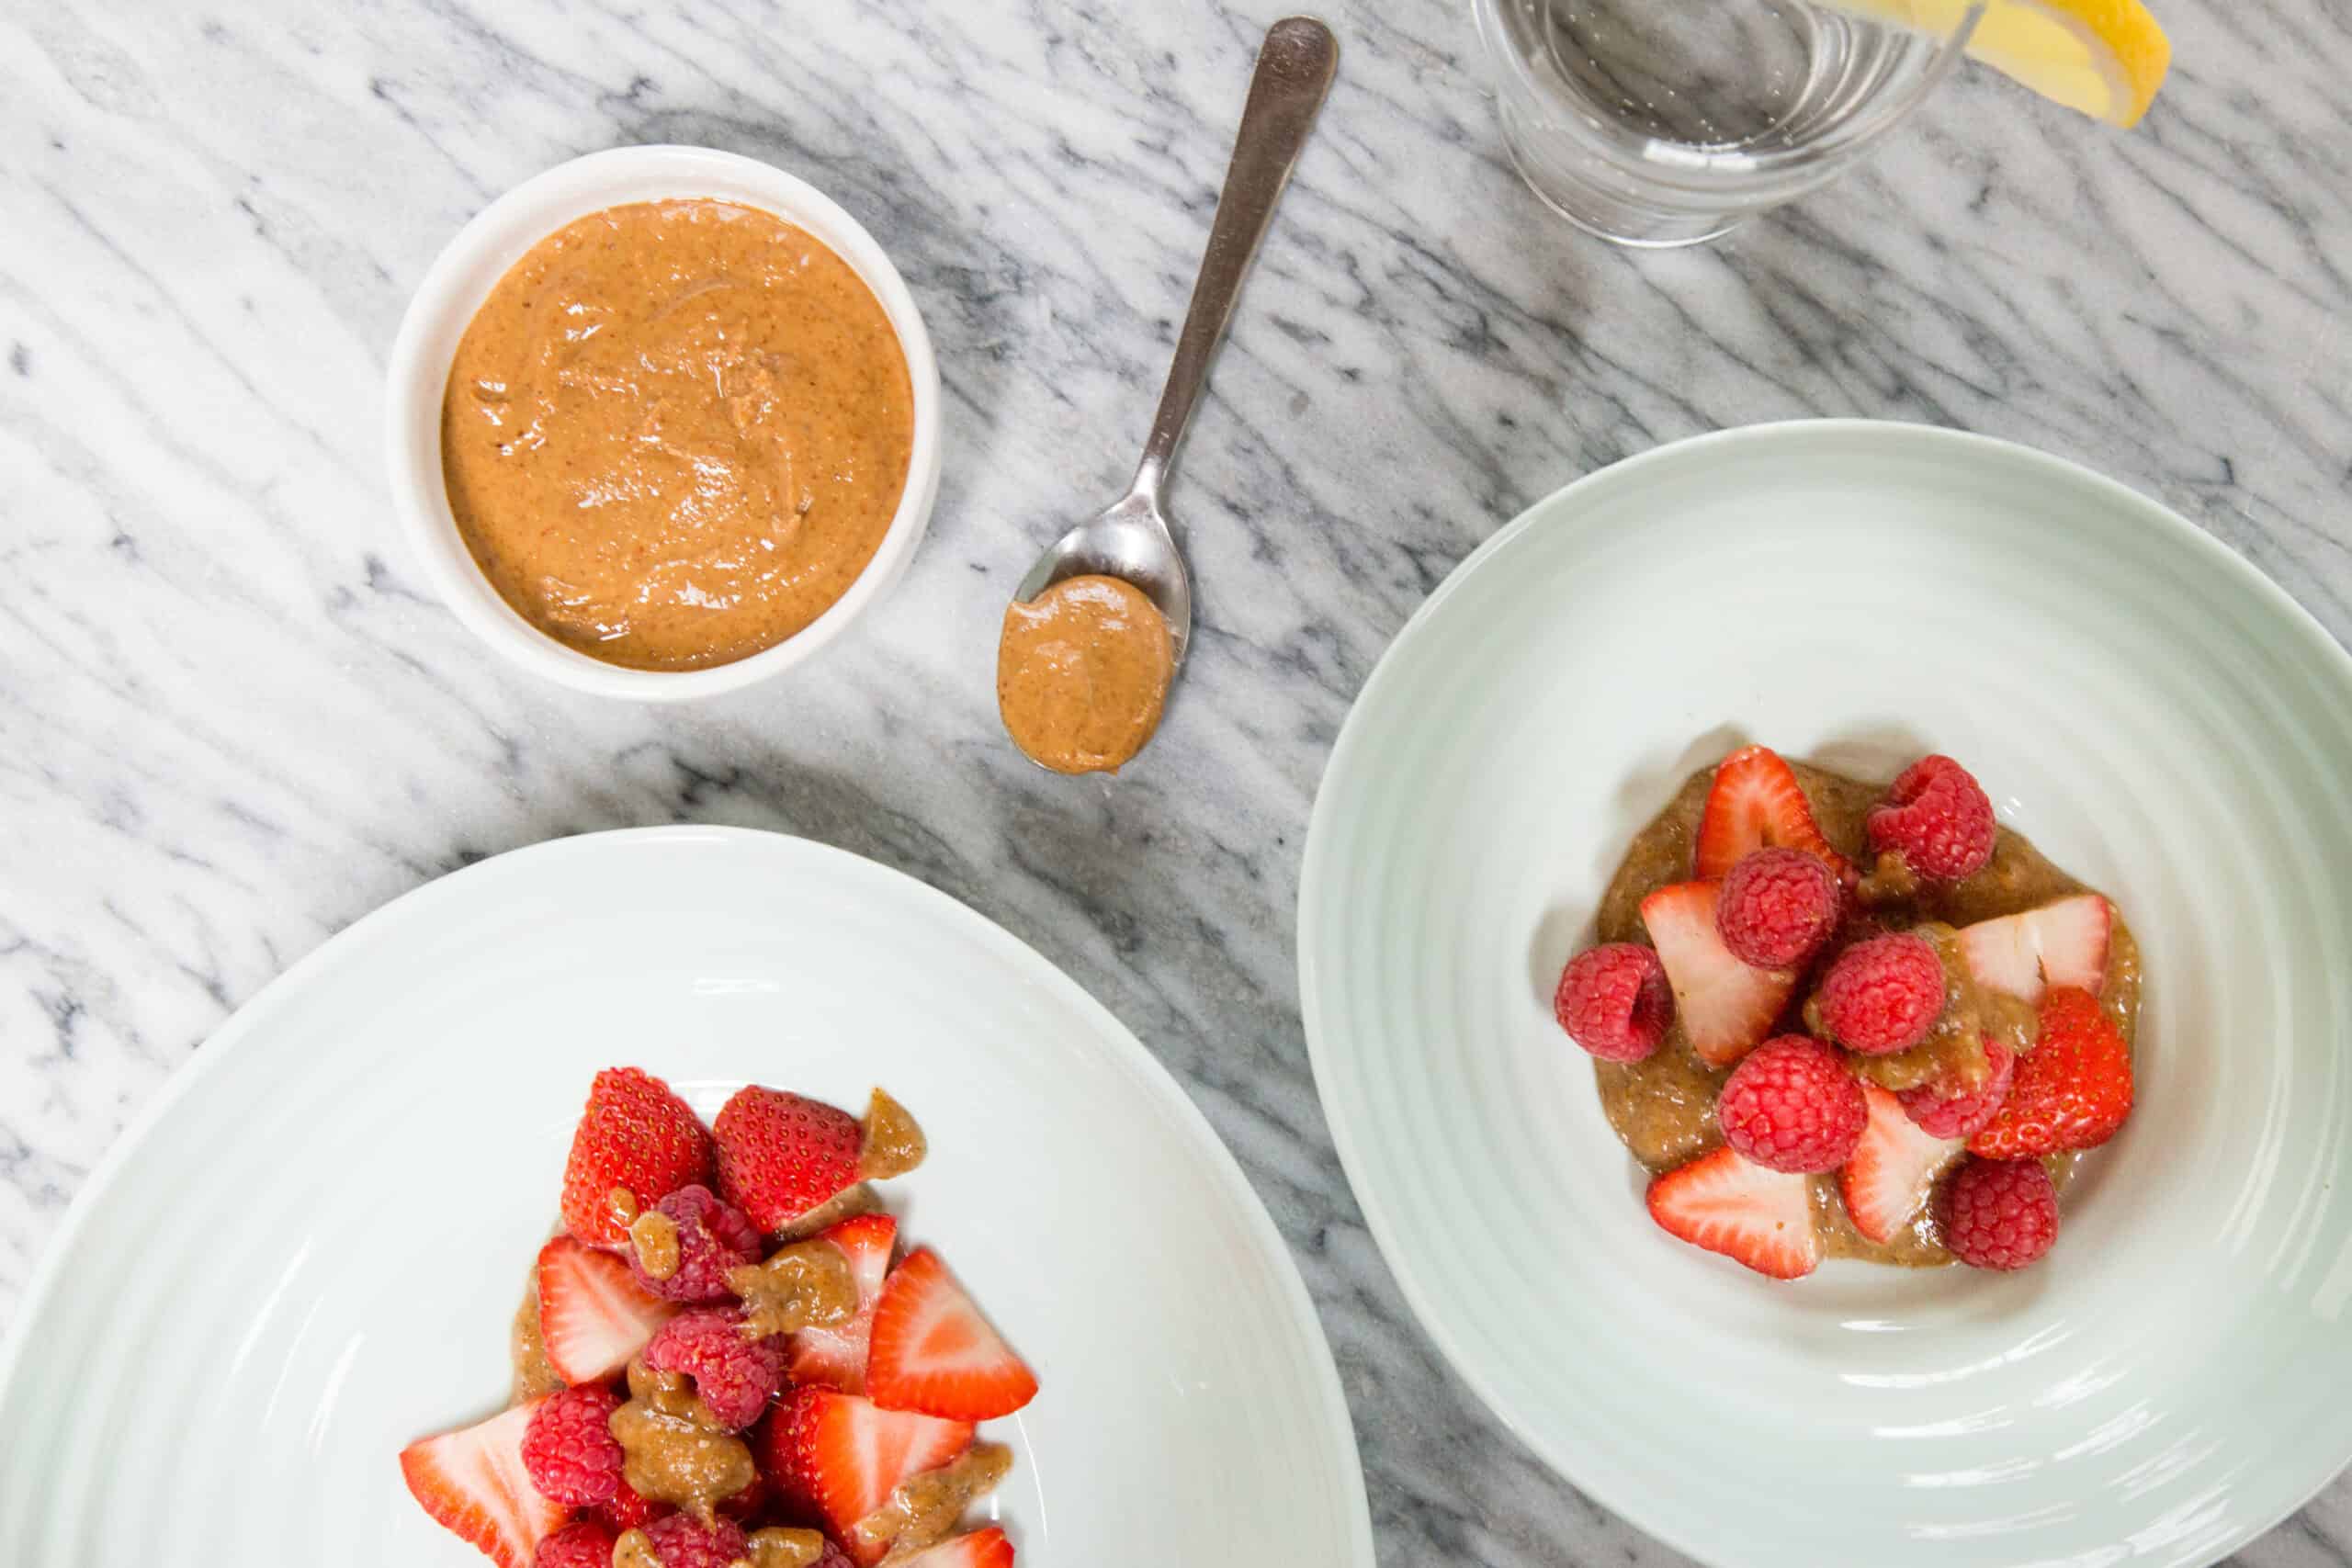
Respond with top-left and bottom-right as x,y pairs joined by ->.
1014,486 -> 1195,669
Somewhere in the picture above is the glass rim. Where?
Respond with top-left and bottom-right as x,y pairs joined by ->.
1471,0 -> 1989,192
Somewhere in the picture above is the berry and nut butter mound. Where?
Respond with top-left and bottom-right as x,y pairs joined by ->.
1554,743 -> 2141,1280
400,1068 -> 1035,1567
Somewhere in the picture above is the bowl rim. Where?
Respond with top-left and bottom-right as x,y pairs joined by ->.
381,143 -> 944,702
1297,416 -> 2352,1568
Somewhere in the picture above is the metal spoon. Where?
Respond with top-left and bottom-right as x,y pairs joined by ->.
1010,15 -> 1339,670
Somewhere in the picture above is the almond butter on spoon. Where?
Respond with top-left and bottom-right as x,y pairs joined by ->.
998,17 -> 1336,775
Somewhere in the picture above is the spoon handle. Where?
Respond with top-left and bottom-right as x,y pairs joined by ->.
1130,16 -> 1338,504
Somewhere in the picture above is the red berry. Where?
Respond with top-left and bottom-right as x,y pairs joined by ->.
520,1382 -> 625,1508
1969,987 -> 2134,1158
1868,755 -> 1997,881
1641,881 -> 1798,1068
639,1305 -> 787,1431
866,1247 -> 1038,1422
400,1401 -> 569,1568
713,1087 -> 864,1233
1554,943 -> 1672,1062
1714,1035 -> 1868,1173
1715,848 -> 1841,969
631,1514 -> 747,1568
1898,1037 -> 2015,1139
628,1184 -> 763,1303
596,1481 -> 671,1534
1939,1156 -> 2059,1269
1814,932 -> 1946,1055
561,1067 -> 715,1248
535,1520 -> 619,1568
1693,744 -> 1856,885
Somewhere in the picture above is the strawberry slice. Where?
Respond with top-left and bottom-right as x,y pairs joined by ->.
789,1213 -> 898,1394
399,1398 -> 568,1568
1639,882 -> 1799,1068
1969,987 -> 2134,1158
1645,1145 -> 1821,1280
1956,894 -> 2111,1003
537,1235 -> 679,1385
560,1066 -> 714,1247
1693,745 -> 1855,884
866,1248 -> 1038,1422
759,1387 -> 975,1562
1838,1083 -> 1963,1245
897,1529 -> 1015,1568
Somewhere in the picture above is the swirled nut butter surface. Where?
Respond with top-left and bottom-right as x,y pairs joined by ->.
997,574 -> 1175,774
441,198 -> 913,671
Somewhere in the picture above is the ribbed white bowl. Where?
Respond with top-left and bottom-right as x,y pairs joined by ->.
1299,422 -> 2352,1568
0,829 -> 1373,1565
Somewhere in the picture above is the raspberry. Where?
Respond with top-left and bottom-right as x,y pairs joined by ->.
1554,942 -> 1672,1062
1898,1036 -> 2015,1139
1939,1156 -> 2058,1269
1715,848 -> 1841,969
628,1184 -> 763,1303
520,1383 -> 625,1508
639,1306 -> 786,1430
595,1482 -> 671,1534
631,1514 -> 748,1568
1814,932 -> 1946,1055
1714,1035 -> 1868,1173
1868,755 -> 1996,881
535,1520 -> 619,1568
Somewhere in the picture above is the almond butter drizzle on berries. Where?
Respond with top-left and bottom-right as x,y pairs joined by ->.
854,1442 -> 1012,1562
725,1238 -> 858,1340
508,1262 -> 566,1404
1832,924 -> 2041,1095
608,1185 -> 642,1230
631,1208 -> 684,1281
609,1357 -> 757,1523
613,1530 -> 662,1568
770,1181 -> 884,1243
732,1528 -> 829,1568
1590,752 -> 2141,1270
857,1088 -> 927,1181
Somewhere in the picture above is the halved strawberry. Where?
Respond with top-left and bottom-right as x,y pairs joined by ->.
1838,1083 -> 1963,1245
759,1387 -> 975,1562
898,1529 -> 1015,1568
714,1086 -> 865,1233
1969,987 -> 2134,1159
1956,895 -> 2111,1003
790,1213 -> 898,1394
399,1398 -> 568,1568
537,1235 -> 679,1384
1646,1145 -> 1820,1279
560,1066 -> 714,1247
866,1248 -> 1038,1422
1639,882 -> 1799,1068
1693,745 -> 1855,884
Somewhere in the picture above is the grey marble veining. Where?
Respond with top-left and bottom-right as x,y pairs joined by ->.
3,1 -> 2348,1562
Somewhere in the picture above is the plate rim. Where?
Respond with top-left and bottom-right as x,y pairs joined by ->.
1295,417 -> 2352,1568
1,824 -> 1375,1563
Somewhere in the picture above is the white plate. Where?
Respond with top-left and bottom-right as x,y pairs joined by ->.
0,829 -> 1373,1565
1298,421 -> 2352,1568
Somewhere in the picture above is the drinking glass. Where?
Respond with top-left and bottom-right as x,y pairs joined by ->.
1473,0 -> 1986,246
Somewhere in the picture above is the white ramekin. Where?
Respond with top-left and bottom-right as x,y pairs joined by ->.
383,145 -> 943,701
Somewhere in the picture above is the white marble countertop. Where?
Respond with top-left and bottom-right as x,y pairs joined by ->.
4,2 -> 2347,1562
